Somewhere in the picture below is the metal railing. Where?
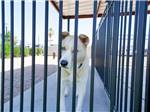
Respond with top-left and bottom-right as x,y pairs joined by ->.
1,0 -> 150,112
95,1 -> 150,112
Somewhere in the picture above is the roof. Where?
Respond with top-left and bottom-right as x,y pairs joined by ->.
50,0 -> 150,19
50,0 -> 106,19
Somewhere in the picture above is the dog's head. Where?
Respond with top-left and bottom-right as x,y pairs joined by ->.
59,31 -> 89,71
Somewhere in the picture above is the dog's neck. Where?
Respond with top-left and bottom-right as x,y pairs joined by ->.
77,56 -> 89,72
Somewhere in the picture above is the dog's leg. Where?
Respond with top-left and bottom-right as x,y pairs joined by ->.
60,81 -> 66,111
76,84 -> 86,112
64,81 -> 70,97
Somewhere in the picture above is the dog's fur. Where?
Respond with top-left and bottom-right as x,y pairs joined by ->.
59,32 -> 89,112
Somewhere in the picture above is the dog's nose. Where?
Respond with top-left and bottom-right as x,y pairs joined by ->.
60,60 -> 68,67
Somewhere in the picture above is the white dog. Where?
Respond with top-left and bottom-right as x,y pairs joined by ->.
59,32 -> 90,112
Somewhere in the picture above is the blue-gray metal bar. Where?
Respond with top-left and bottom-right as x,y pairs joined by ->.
1,1 -> 5,112
130,1 -> 139,111
10,1 -> 14,111
43,1 -> 49,111
104,2 -> 112,95
133,1 -> 147,112
67,18 -> 70,32
110,1 -> 120,111
104,15 -> 108,89
72,1 -> 79,112
56,1 -> 63,112
124,1 -> 132,111
119,1 -> 127,111
108,4 -> 113,96
145,17 -> 150,112
20,1 -> 25,112
116,1 -> 124,111
89,1 -> 97,112
31,1 -> 36,111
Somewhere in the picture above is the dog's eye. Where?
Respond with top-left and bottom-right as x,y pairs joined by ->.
61,47 -> 66,51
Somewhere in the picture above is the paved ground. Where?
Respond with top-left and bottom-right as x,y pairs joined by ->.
4,69 -> 110,112
0,56 -> 57,102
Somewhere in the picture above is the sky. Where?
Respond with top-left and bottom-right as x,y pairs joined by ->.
0,0 -> 100,46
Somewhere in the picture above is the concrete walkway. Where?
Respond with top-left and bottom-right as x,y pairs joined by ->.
4,69 -> 110,112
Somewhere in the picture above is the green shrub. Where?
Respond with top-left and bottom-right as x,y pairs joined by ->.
0,41 -> 11,58
36,48 -> 43,56
29,47 -> 43,56
24,47 -> 29,56
14,46 -> 20,57
5,41 -> 10,58
29,48 -> 32,55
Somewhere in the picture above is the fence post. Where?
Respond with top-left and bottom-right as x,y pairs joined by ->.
89,1 -> 97,112
145,17 -> 150,112
31,1 -> 36,111
104,1 -> 112,95
10,1 -> 14,111
124,1 -> 133,111
56,1 -> 63,112
67,18 -> 70,32
130,1 -> 139,111
133,1 -> 147,112
115,1 -> 124,111
119,1 -> 128,111
43,1 -> 49,111
1,1 -> 5,112
20,1 -> 25,112
110,1 -> 120,112
72,1 -> 79,112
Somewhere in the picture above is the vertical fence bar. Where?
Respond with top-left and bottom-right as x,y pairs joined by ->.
124,1 -> 132,111
89,1 -> 97,112
130,1 -> 139,111
104,13 -> 108,90
20,1 -> 25,112
67,18 -> 70,32
116,1 -> 124,111
110,1 -> 120,112
56,1 -> 63,112
145,18 -> 150,112
133,1 -> 147,112
119,1 -> 127,111
1,1 -> 5,112
10,1 -> 14,111
104,14 -> 108,89
31,1 -> 36,111
72,1 -> 79,112
104,2 -> 112,95
43,1 -> 49,111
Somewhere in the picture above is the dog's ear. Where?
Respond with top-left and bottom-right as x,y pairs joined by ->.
79,34 -> 89,47
62,32 -> 69,39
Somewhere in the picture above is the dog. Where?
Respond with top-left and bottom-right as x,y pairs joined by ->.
59,32 -> 90,112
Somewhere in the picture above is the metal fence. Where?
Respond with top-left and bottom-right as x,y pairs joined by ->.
1,0 -> 150,112
95,1 -> 150,112
0,0 -> 97,112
